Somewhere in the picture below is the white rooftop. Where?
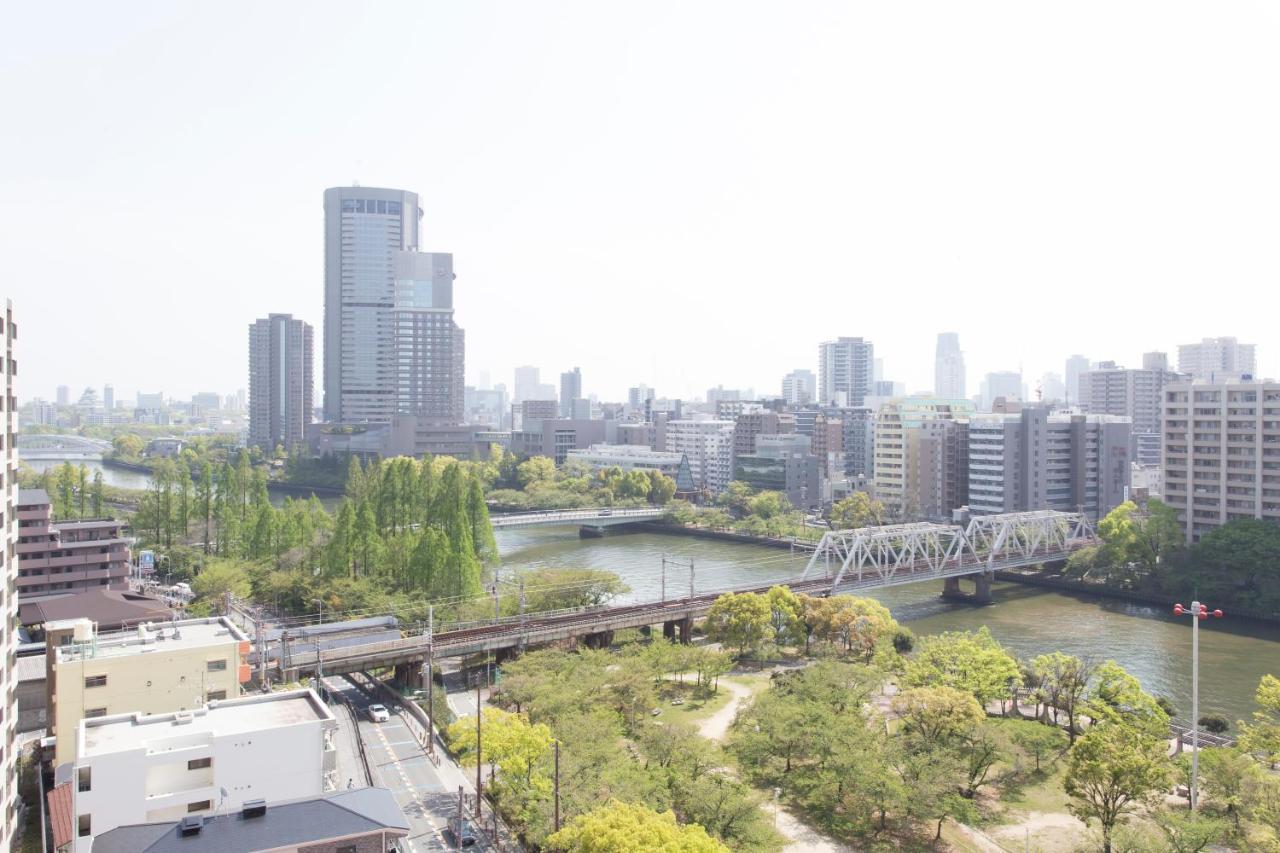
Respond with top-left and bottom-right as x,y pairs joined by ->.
55,617 -> 248,664
80,689 -> 333,758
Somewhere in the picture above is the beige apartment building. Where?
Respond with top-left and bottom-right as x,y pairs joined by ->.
873,397 -> 975,520
1162,380 -> 1280,543
48,616 -> 251,766
0,301 -> 19,847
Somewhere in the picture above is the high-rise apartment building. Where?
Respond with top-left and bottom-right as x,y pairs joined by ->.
967,408 -> 1131,520
1078,359 -> 1182,465
781,369 -> 816,406
873,397 -> 975,520
248,313 -> 313,453
102,385 -> 113,412
559,368 -> 582,417
56,385 -> 69,406
322,186 -> 419,423
1161,380 -> 1280,543
934,333 -> 966,399
818,337 -> 874,407
0,302 -> 17,846
1177,337 -> 1257,382
1065,355 -> 1089,404
513,366 -> 540,405
665,419 -> 735,493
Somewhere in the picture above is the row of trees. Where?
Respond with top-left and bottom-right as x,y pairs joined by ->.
664,484 -> 822,542
465,643 -> 778,850
25,462 -> 104,520
487,455 -> 677,510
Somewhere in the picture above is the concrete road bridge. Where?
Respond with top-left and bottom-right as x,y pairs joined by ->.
488,506 -> 664,535
16,434 -> 112,460
273,510 -> 1095,678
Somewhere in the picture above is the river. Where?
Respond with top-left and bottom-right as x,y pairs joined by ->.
494,526 -> 1280,725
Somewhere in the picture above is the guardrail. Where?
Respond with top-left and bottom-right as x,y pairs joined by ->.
328,690 -> 375,786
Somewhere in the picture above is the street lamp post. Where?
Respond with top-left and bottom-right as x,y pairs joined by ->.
1172,600 -> 1223,811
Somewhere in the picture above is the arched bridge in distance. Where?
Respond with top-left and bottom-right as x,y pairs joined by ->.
16,434 -> 112,460
269,509 -> 1096,678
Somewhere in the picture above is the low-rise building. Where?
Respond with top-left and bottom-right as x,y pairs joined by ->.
52,689 -> 338,852
88,788 -> 410,853
511,418 -> 607,465
49,617 -> 251,767
565,444 -> 688,477
17,490 -> 131,598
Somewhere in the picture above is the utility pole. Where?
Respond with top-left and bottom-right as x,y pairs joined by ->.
422,606 -> 434,758
554,739 -> 561,833
456,785 -> 464,852
475,674 -> 483,818
255,620 -> 267,691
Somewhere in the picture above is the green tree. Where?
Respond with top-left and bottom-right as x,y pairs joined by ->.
703,592 -> 771,656
1151,807 -> 1231,853
1011,720 -> 1068,772
90,470 -> 104,517
1031,652 -> 1095,742
828,491 -> 885,529
1064,723 -> 1173,853
647,470 -> 676,505
891,686 -> 983,748
1084,660 -> 1169,737
517,456 -> 556,488
1240,674 -> 1280,768
764,585 -> 803,647
446,708 -> 553,795
904,627 -> 1020,707
545,800 -> 728,852
190,559 -> 251,609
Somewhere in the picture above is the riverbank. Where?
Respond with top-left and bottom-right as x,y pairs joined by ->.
632,520 -> 820,551
100,458 -> 346,499
995,567 -> 1280,626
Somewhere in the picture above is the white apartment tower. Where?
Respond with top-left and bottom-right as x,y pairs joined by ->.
665,420 -> 735,493
934,333 -> 966,399
781,369 -> 816,406
818,337 -> 874,407
1177,337 -> 1257,382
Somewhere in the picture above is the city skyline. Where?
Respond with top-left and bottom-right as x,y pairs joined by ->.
5,3 -> 1280,402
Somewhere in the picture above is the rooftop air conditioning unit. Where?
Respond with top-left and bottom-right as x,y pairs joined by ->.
242,799 -> 266,818
179,816 -> 203,836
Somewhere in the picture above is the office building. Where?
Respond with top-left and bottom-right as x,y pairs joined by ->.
781,370 -> 816,406
511,419 -> 607,465
248,314 -> 313,453
666,419 -> 735,493
465,385 -> 508,428
1039,373 -> 1066,404
53,689 -> 337,852
513,366 -> 540,405
1065,355 -> 1089,405
323,186 -> 419,423
0,302 -> 17,847
873,397 -> 975,520
735,434 -> 821,509
136,392 -> 165,411
16,490 -> 130,597
391,251 -> 464,423
57,385 -> 70,406
810,412 -> 845,481
1143,351 -> 1169,371
190,392 -> 220,413
905,418 -> 970,522
560,368 -> 582,417
967,408 -> 1131,519
980,371 -> 1023,411
102,385 -> 114,412
1177,337 -> 1257,382
934,333 -> 966,399
565,444 -> 689,479
1161,380 -> 1280,543
89,788 -> 410,853
48,616 -> 251,766
818,337 -> 874,406
732,407 -> 782,458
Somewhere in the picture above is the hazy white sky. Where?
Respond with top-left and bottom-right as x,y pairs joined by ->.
3,1 -> 1278,405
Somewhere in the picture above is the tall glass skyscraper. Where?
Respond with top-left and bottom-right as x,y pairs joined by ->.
324,187 -> 465,425
323,186 -> 421,423
934,332 -> 965,400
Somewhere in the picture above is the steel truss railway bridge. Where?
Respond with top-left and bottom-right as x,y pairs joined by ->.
276,510 -> 1095,678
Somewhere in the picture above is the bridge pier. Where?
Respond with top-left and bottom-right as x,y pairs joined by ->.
662,620 -> 677,641
579,525 -> 607,539
941,573 -> 993,605
582,630 -> 615,649
392,662 -> 424,688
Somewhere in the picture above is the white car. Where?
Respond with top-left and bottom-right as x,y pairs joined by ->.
366,704 -> 390,723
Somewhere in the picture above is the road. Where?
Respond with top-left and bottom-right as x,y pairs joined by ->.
324,674 -> 491,852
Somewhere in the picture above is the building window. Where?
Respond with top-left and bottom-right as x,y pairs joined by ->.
187,801 -> 211,813
77,815 -> 91,837
187,757 -> 211,771
206,690 -> 227,702
84,708 -> 107,719
84,675 -> 107,689
206,659 -> 227,673
77,767 -> 91,792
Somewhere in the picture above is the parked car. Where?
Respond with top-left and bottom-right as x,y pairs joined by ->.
446,816 -> 478,847
598,508 -> 612,517
367,704 -> 390,723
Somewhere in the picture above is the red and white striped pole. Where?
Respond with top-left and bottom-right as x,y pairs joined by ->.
1172,600 -> 1223,810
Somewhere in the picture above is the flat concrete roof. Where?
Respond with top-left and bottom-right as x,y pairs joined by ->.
81,689 -> 333,758
54,617 -> 247,664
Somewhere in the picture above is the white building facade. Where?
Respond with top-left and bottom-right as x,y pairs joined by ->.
665,419 -> 735,493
